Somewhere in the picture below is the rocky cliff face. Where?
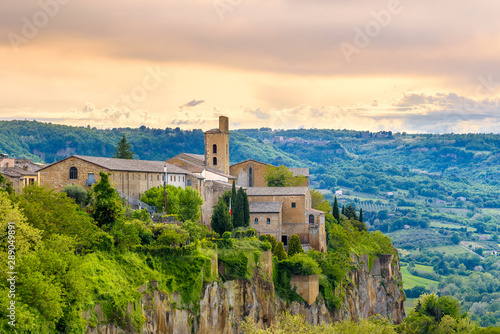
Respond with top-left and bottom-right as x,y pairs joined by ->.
85,253 -> 405,334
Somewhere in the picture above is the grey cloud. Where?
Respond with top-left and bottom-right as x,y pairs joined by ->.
182,99 -> 205,107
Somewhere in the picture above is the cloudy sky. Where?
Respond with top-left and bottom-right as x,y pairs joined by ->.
1,0 -> 500,133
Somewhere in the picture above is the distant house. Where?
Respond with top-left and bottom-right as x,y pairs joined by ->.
335,190 -> 343,196
458,196 -> 467,202
404,225 -> 410,230
435,199 -> 447,205
479,235 -> 492,241
387,192 -> 394,198
0,156 -> 43,192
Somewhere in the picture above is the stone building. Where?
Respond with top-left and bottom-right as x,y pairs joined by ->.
0,155 -> 43,192
230,159 -> 309,188
246,187 -> 327,252
38,155 -> 202,205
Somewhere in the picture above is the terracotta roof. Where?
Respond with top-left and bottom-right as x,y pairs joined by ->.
246,187 -> 309,196
308,208 -> 326,214
290,168 -> 309,177
249,201 -> 283,213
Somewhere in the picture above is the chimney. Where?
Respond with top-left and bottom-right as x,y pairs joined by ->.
219,116 -> 229,133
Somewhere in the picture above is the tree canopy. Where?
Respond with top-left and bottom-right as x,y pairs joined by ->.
264,165 -> 307,187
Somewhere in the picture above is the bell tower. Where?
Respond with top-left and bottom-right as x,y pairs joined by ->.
205,116 -> 230,174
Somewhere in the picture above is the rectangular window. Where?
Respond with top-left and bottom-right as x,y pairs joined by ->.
170,175 -> 172,182
174,176 -> 177,182
157,175 -> 159,181
187,179 -> 191,186
132,174 -> 134,180
291,202 -> 296,208
29,178 -> 35,185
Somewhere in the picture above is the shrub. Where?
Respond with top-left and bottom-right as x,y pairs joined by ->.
274,242 -> 288,261
287,234 -> 303,257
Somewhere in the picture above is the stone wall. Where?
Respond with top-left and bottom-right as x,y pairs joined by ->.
230,160 -> 268,188
290,274 -> 319,305
250,212 -> 282,241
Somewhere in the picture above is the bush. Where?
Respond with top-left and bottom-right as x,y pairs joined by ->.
274,242 -> 288,261
287,234 -> 303,257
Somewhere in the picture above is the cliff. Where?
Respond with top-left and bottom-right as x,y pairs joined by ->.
85,252 -> 405,333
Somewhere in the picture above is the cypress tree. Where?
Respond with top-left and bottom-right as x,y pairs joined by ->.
332,196 -> 340,222
113,134 -> 134,159
233,187 -> 245,228
341,205 -> 345,215
242,188 -> 250,227
359,208 -> 363,223
273,241 -> 288,261
231,180 -> 237,220
211,198 -> 232,236
287,234 -> 303,257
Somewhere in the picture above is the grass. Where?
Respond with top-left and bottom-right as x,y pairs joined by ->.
426,245 -> 468,254
404,298 -> 415,314
414,264 -> 434,273
400,264 -> 439,289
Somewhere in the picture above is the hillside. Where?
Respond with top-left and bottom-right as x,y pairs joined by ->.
3,120 -> 500,327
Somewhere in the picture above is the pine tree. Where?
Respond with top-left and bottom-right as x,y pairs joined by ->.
332,196 -> 340,222
359,208 -> 363,223
287,234 -> 303,257
210,198 -> 232,236
113,135 -> 134,159
273,241 -> 288,261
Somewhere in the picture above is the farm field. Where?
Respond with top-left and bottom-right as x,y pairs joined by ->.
429,221 -> 475,232
400,264 -> 438,289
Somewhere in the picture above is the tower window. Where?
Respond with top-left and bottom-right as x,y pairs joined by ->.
213,144 -> 217,154
254,218 -> 258,225
291,202 -> 296,208
213,157 -> 218,166
267,218 -> 271,225
69,167 -> 78,179
309,214 -> 315,225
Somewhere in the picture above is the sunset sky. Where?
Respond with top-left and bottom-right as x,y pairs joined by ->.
1,0 -> 500,133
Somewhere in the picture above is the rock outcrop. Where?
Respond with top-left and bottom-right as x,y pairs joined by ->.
85,253 -> 405,333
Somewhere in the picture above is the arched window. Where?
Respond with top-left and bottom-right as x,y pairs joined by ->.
249,167 -> 254,187
309,214 -> 315,225
69,167 -> 78,179
267,218 -> 271,225
213,144 -> 217,154
254,218 -> 258,224
213,157 -> 218,166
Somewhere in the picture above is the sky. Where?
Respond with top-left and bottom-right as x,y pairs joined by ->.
1,0 -> 500,133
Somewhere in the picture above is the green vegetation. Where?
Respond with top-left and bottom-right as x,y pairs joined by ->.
113,134 -> 134,159
264,165 -> 307,187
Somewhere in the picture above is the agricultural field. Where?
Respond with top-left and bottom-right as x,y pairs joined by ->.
400,264 -> 438,289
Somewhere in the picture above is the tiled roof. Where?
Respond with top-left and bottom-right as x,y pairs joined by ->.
249,201 -> 282,213
290,168 -> 310,177
182,153 -> 205,163
230,159 -> 269,167
40,155 -> 193,175
0,166 -> 37,177
205,167 -> 236,179
246,187 -> 309,196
